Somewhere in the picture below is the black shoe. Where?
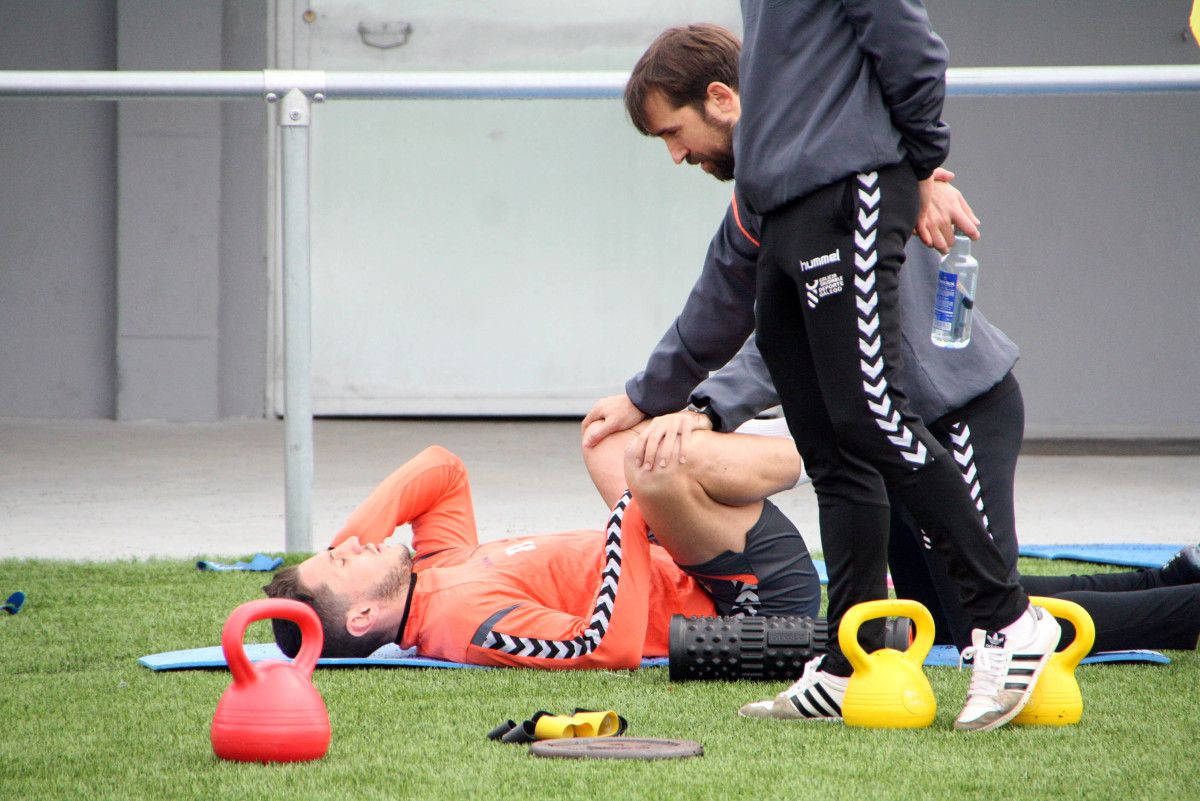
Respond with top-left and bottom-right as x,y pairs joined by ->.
1160,545 -> 1200,587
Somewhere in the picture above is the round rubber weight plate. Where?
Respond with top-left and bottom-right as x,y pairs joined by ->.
529,737 -> 703,760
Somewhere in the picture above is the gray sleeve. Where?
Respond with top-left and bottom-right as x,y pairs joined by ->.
688,337 -> 780,432
841,0 -> 950,178
624,203 -> 759,417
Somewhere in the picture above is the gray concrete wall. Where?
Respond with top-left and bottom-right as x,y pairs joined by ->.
218,1 -> 270,419
0,1 -> 118,418
115,1 -> 223,420
0,0 -> 269,421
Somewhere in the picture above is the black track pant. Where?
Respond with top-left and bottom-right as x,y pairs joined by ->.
888,374 -> 1200,652
754,163 -> 1026,675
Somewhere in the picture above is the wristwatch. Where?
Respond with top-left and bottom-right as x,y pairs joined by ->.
685,400 -> 720,430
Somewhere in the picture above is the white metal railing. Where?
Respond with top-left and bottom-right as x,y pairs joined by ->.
2,65 -> 1198,553
2,65 -> 1200,99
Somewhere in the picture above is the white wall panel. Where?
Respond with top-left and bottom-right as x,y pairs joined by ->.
275,1 -> 741,415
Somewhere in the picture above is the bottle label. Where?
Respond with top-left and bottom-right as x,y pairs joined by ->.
933,270 -> 958,332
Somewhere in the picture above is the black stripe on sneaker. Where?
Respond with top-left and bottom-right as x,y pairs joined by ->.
814,684 -> 842,715
788,686 -> 840,718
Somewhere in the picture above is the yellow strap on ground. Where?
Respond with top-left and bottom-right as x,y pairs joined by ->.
570,710 -> 620,737
532,714 -> 580,740
1192,0 -> 1200,46
530,709 -> 622,739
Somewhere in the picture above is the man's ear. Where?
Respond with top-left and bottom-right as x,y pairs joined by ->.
705,81 -> 739,120
345,604 -> 378,638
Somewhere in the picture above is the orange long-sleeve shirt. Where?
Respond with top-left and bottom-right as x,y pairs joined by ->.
329,446 -> 715,669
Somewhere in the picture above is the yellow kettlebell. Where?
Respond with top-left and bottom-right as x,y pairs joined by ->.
839,599 -> 937,729
1013,596 -> 1094,726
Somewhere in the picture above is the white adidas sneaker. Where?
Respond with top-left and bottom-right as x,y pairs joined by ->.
738,655 -> 848,721
954,606 -> 1062,732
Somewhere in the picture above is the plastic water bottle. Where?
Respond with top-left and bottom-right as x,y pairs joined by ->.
931,234 -> 978,349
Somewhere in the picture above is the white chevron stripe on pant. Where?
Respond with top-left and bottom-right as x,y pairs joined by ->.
948,422 -> 992,535
853,172 -> 928,468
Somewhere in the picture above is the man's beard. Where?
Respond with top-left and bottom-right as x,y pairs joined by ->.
697,112 -> 736,182
706,153 -> 735,182
368,549 -> 412,600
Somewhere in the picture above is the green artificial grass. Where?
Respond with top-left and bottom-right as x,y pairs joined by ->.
1,555 -> 1197,801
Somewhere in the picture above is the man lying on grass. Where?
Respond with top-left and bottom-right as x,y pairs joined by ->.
263,436 -> 819,668
264,437 -> 1200,671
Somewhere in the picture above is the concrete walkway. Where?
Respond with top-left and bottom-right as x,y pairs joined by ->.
2,418 -> 1197,561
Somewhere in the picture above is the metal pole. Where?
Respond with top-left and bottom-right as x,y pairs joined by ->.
3,65 -> 1198,101
0,70 -> 265,98
947,64 -> 1200,96
321,70 -> 629,99
278,88 -> 314,553
314,65 -> 1200,99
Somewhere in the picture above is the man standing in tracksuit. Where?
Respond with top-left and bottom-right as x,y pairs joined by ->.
730,0 -> 1064,732
587,9 -> 1060,731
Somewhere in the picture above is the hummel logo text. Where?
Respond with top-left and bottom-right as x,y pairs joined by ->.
799,249 -> 841,272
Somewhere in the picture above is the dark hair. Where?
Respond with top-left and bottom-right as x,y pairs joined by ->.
625,23 -> 741,135
262,566 -> 391,658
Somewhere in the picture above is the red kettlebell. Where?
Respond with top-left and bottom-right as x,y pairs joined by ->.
210,598 -> 331,762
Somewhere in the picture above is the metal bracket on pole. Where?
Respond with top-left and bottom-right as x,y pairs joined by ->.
275,86 -> 320,554
279,86 -> 314,126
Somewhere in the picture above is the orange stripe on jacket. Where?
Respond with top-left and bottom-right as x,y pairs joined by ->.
731,193 -> 761,248
685,570 -> 758,584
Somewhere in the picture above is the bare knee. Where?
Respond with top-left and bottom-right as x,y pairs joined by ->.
623,441 -> 694,503
581,433 -> 618,482
584,428 -> 643,508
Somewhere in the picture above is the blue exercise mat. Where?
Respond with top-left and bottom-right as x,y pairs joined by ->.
1017,543 -> 1182,569
139,642 -> 668,671
922,644 -> 1169,667
141,642 -> 485,671
196,554 -> 283,572
140,642 -> 1165,672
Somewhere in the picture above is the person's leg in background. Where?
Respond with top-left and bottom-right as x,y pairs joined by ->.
891,374 -> 1200,653
1025,584 -> 1200,652
889,373 -> 1025,648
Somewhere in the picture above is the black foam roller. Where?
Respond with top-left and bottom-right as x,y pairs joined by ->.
668,614 -> 916,681
668,615 -> 829,681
